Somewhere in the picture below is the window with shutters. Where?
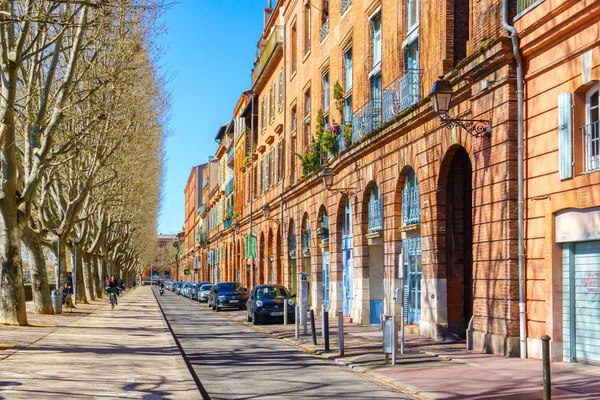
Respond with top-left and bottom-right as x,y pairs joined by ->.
303,1 -> 311,55
322,71 -> 330,112
269,83 -> 275,122
274,144 -> 279,183
291,23 -> 298,75
370,11 -> 382,69
291,106 -> 297,135
344,46 -> 352,93
584,84 -> 600,172
264,154 -> 270,191
261,97 -> 267,132
278,70 -> 284,111
279,139 -> 285,182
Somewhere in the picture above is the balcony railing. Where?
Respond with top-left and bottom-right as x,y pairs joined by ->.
319,19 -> 329,42
225,178 -> 234,196
402,186 -> 421,225
382,69 -> 422,123
199,204 -> 207,217
227,146 -> 234,165
368,199 -> 383,232
582,121 -> 600,172
223,218 -> 233,229
517,0 -> 541,14
352,98 -> 381,142
340,0 -> 352,14
289,234 -> 297,253
251,26 -> 284,87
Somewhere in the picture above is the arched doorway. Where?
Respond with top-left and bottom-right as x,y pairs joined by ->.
288,220 -> 298,295
400,168 -> 422,325
442,146 -> 473,337
276,225 -> 283,284
341,197 -> 354,317
301,213 -> 312,307
267,228 -> 275,284
317,206 -> 330,310
365,182 -> 384,325
259,232 -> 266,284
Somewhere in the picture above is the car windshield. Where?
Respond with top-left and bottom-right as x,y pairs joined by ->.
219,283 -> 244,293
255,286 -> 290,299
200,284 -> 212,290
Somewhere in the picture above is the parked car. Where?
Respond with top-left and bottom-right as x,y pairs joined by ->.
196,283 -> 212,303
175,282 -> 185,294
207,282 -> 248,311
191,282 -> 209,301
182,282 -> 193,298
246,284 -> 295,325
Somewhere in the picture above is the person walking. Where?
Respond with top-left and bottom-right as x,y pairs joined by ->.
132,279 -> 137,290
67,272 -> 73,294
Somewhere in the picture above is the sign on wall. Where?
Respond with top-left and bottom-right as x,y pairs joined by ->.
555,207 -> 600,243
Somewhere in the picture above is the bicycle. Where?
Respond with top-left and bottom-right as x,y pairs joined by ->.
106,287 -> 118,310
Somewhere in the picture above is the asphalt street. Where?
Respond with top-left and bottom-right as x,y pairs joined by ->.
156,289 -> 417,400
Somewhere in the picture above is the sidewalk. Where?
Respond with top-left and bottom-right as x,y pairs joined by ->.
0,287 -> 201,399
213,305 -> 600,400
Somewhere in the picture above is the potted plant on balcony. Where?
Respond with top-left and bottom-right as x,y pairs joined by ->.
316,218 -> 329,239
343,123 -> 352,147
295,141 -> 321,177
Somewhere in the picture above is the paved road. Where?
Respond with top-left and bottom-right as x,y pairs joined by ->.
156,290 -> 416,400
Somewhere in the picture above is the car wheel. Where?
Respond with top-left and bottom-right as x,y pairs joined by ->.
252,312 -> 260,325
212,303 -> 216,311
216,304 -> 220,312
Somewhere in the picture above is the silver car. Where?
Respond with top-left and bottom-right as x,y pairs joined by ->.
197,284 -> 212,303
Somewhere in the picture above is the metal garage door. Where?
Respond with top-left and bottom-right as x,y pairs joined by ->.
563,241 -> 600,365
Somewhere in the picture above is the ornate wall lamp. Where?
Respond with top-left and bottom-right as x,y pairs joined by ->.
322,167 -> 356,196
430,76 -> 491,138
262,203 -> 287,230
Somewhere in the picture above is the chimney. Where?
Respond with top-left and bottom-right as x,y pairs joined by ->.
264,1 -> 274,29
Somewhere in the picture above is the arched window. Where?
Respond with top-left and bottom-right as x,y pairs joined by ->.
368,184 -> 383,232
402,169 -> 420,225
302,216 -> 311,250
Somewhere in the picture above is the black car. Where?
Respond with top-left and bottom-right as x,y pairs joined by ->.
246,284 -> 295,325
207,282 -> 248,311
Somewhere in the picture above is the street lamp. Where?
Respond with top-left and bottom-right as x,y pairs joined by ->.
262,203 -> 286,228
233,221 -> 241,233
429,76 -> 491,137
321,167 -> 356,196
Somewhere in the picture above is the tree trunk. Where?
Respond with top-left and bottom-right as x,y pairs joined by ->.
92,256 -> 101,299
22,234 -> 53,314
82,253 -> 95,301
69,246 -> 87,304
0,60 -> 28,325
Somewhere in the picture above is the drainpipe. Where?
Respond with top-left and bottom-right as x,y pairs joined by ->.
280,12 -> 286,285
502,0 -> 526,359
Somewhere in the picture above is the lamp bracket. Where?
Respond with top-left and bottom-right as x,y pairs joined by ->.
440,114 -> 491,138
326,187 -> 357,197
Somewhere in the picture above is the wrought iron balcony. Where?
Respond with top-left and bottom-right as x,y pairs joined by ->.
517,0 -> 540,14
402,186 -> 421,225
223,218 -> 233,229
382,69 -> 422,123
368,199 -> 383,232
582,121 -> 600,172
289,234 -> 297,253
227,146 -> 234,165
199,204 -> 207,217
352,98 -> 382,142
319,19 -> 329,42
225,178 -> 234,196
251,26 -> 284,88
340,0 -> 352,15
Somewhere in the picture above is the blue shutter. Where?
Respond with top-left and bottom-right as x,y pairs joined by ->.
558,92 -> 573,180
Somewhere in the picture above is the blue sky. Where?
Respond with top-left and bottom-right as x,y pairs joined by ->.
157,0 -> 267,234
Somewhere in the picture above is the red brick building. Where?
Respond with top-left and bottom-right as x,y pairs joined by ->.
196,0 -> 600,361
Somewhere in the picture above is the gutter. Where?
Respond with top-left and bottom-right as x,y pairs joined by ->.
502,0 -> 527,359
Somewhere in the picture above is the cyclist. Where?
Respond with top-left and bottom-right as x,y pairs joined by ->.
107,275 -> 119,305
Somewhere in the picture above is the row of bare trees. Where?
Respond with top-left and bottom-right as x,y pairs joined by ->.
0,0 -> 167,325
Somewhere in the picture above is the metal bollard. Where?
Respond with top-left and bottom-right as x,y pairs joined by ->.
322,305 -> 326,339
337,311 -> 344,356
310,309 -> 317,345
303,305 -> 308,336
295,305 -> 299,339
284,300 -> 289,326
324,310 -> 330,351
542,335 -> 551,400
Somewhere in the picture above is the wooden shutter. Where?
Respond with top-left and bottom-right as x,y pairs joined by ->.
558,92 -> 573,180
